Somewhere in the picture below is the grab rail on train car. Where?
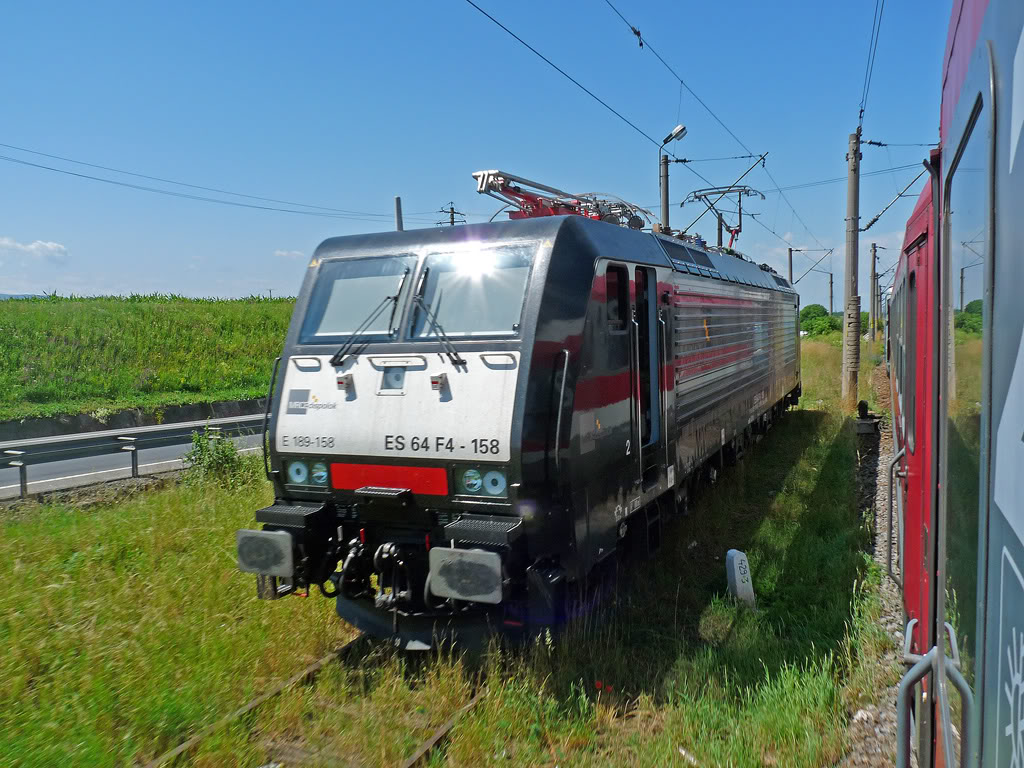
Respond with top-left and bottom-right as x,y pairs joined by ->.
896,622 -> 973,768
553,349 -> 570,476
887,446 -> 907,588
262,356 -> 281,479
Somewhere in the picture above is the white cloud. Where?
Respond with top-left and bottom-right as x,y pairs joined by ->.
0,236 -> 69,264
274,249 -> 304,260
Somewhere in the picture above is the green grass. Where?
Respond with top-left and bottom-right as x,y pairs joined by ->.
0,466 -> 355,766
0,341 -> 891,766
0,295 -> 294,421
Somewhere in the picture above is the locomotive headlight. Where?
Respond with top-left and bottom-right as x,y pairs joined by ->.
286,460 -> 309,485
461,468 -> 483,493
310,462 -> 328,486
482,470 -> 507,496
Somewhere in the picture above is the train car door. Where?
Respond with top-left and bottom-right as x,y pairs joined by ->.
633,266 -> 663,489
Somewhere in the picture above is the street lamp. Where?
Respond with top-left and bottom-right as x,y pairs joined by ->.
660,124 -> 687,231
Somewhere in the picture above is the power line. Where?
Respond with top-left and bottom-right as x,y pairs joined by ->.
858,0 -> 886,127
795,249 -> 836,284
0,153 -> 440,223
0,141 -> 398,218
860,167 -> 927,232
764,163 -> 920,193
462,0 -> 724,211
601,0 -> 828,252
463,0 -> 667,153
602,0 -> 751,157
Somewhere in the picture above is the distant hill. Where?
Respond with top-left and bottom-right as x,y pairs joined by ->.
0,293 -> 43,300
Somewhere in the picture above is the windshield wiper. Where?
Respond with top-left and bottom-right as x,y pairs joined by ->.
413,291 -> 466,366
328,268 -> 409,367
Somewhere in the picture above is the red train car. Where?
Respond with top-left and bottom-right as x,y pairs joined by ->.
887,0 -> 1024,765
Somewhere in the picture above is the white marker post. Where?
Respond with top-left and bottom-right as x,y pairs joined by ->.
726,549 -> 756,608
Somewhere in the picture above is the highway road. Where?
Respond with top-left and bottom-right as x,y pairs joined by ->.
0,433 -> 262,500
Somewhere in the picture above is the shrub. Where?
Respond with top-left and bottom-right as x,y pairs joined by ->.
804,315 -> 842,336
183,426 -> 259,489
800,303 -> 828,324
954,311 -> 982,335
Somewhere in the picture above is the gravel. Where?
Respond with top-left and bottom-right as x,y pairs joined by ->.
839,369 -> 910,768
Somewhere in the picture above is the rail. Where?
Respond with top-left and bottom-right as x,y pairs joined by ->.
0,414 -> 264,498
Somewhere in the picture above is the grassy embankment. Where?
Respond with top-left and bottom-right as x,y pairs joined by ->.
0,341 -> 895,766
0,295 -> 293,422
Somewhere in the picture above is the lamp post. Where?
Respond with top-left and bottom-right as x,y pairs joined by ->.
660,124 -> 687,232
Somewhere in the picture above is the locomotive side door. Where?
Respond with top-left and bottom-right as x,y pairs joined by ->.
632,266 -> 663,489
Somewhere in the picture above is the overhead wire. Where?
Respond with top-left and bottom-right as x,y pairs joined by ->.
765,163 -> 920,193
463,0 -> 668,154
858,0 -> 886,127
0,141 -> 403,218
462,0 -> 720,205
0,153 -> 439,223
601,0 -> 828,252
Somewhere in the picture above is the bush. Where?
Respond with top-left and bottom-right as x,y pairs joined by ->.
804,315 -> 842,336
183,426 -> 259,489
964,298 -> 982,316
800,303 -> 828,324
954,310 -> 983,335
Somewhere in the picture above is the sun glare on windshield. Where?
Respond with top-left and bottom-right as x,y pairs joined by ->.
450,251 -> 495,279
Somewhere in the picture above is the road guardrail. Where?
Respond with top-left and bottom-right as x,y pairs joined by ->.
0,414 -> 264,498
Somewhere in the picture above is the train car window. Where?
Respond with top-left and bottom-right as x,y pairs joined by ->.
606,264 -> 628,331
659,241 -> 695,268
412,243 -> 535,338
942,93 -> 989,732
906,271 -> 916,453
299,254 -> 417,344
686,248 -> 716,269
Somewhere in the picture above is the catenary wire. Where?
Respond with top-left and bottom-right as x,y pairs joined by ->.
0,154 -> 439,223
463,0 -> 669,153
858,0 -> 886,127
602,0 -> 829,251
0,141 -> 401,218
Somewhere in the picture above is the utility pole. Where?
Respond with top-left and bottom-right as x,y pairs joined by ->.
394,196 -> 404,231
660,154 -> 670,231
788,248 -> 793,284
960,267 -> 965,312
842,129 -> 862,404
718,214 -> 724,247
829,272 -> 834,316
869,243 -> 877,342
436,202 -> 466,227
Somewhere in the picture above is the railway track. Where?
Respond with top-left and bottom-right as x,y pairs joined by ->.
144,633 -> 478,767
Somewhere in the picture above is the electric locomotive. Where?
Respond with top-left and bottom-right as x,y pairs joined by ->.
236,174 -> 800,648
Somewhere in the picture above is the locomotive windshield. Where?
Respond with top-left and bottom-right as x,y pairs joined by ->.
411,243 -> 534,338
299,255 -> 416,344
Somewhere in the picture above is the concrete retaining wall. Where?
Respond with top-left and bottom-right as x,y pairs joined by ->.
0,399 -> 267,442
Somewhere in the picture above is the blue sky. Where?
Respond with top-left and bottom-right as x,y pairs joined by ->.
1,1 -> 949,309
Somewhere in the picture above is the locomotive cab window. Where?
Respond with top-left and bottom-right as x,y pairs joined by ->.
411,243 -> 534,338
299,254 -> 417,344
